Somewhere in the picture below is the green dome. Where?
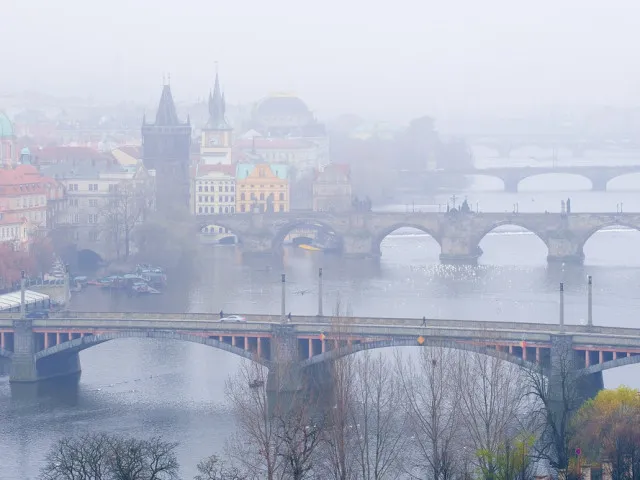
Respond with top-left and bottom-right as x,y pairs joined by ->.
0,112 -> 14,137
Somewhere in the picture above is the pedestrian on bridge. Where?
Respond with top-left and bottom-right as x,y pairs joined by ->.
422,316 -> 427,327
287,312 -> 292,322
220,310 -> 224,319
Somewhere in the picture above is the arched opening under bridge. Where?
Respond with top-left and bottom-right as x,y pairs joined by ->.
476,223 -> 548,266
200,223 -> 239,245
374,224 -> 441,263
272,220 -> 342,254
606,172 -> 640,191
581,224 -> 640,267
518,173 -> 592,192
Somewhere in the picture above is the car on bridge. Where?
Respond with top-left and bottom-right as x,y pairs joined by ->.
25,310 -> 49,319
220,315 -> 246,323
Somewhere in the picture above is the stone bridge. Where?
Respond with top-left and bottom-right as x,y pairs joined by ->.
403,165 -> 640,192
198,211 -> 640,263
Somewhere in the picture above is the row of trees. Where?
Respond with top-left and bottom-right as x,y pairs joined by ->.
37,311 -> 640,480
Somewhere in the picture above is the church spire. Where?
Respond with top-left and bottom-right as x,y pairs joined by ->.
155,84 -> 180,126
206,68 -> 230,130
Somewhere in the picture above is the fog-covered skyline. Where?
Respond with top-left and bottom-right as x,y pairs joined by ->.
3,0 -> 640,122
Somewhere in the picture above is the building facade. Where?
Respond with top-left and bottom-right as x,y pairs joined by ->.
200,73 -> 233,165
312,164 -> 352,212
236,163 -> 289,213
42,162 -> 152,260
0,165 -> 51,239
191,164 -> 236,215
142,84 -> 192,213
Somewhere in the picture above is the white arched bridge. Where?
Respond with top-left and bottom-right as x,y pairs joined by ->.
1,312 -> 639,384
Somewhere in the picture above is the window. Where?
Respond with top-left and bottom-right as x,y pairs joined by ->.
241,205 -> 246,212
218,186 -> 223,192
68,184 -> 78,191
260,193 -> 265,201
205,186 -> 209,192
109,184 -> 118,193
88,214 -> 98,224
199,195 -> 203,202
72,214 -> 80,224
224,206 -> 229,214
230,186 -> 235,192
230,196 -> 235,203
241,193 -> 246,201
224,186 -> 229,192
89,230 -> 99,241
279,193 -> 285,201
89,199 -> 98,207
89,184 -> 98,191
231,206 -> 235,213
277,204 -> 282,212
198,186 -> 203,192
198,207 -> 203,214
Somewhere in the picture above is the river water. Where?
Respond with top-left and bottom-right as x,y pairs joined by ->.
1,167 -> 640,479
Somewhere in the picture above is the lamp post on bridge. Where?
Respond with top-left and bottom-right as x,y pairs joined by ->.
587,276 -> 593,327
317,268 -> 323,317
559,282 -> 565,331
20,270 -> 26,320
281,273 -> 286,322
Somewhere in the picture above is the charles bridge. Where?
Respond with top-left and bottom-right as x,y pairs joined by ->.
1,310 -> 640,411
200,210 -> 640,264
399,164 -> 640,192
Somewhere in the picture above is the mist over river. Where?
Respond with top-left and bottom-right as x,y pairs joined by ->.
2,168 -> 640,479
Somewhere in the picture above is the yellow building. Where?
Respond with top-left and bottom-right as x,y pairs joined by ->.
236,163 -> 289,213
200,72 -> 233,165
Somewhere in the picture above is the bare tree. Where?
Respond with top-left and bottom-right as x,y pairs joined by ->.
195,455 -> 246,480
39,433 -> 179,480
456,353 -> 532,478
101,178 -> 152,259
351,351 -> 407,480
40,432 -> 112,480
396,346 -> 461,480
317,298 -> 358,480
225,361 -> 282,480
524,340 -> 581,477
276,403 -> 323,480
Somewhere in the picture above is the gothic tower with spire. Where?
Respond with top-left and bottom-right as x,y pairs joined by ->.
142,83 -> 192,213
200,71 -> 232,164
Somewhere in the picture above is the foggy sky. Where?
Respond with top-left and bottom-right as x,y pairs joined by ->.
3,0 -> 640,121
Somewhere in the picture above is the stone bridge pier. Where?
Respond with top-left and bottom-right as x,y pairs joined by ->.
266,325 -> 335,416
9,319 -> 81,383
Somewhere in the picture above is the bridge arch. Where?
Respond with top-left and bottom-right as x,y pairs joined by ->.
373,223 -> 442,257
579,222 -> 640,263
579,354 -> 640,375
515,172 -> 593,192
271,218 -> 342,252
605,172 -> 640,191
35,330 -> 270,366
301,337 -> 541,373
472,221 -> 549,262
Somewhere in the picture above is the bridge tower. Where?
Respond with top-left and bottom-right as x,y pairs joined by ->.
142,82 -> 192,214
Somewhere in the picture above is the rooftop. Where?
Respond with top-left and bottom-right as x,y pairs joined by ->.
236,163 -> 289,181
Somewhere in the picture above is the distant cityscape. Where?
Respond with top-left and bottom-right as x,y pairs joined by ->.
2,74 -> 640,282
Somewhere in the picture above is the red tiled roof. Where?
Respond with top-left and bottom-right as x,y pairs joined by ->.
194,163 -> 236,177
32,146 -> 112,164
0,165 -> 57,197
234,138 -> 313,150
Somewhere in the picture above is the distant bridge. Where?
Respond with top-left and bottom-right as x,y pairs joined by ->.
399,164 -> 640,192
198,211 -> 640,263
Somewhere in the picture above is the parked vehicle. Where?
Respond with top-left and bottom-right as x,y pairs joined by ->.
220,315 -> 246,323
